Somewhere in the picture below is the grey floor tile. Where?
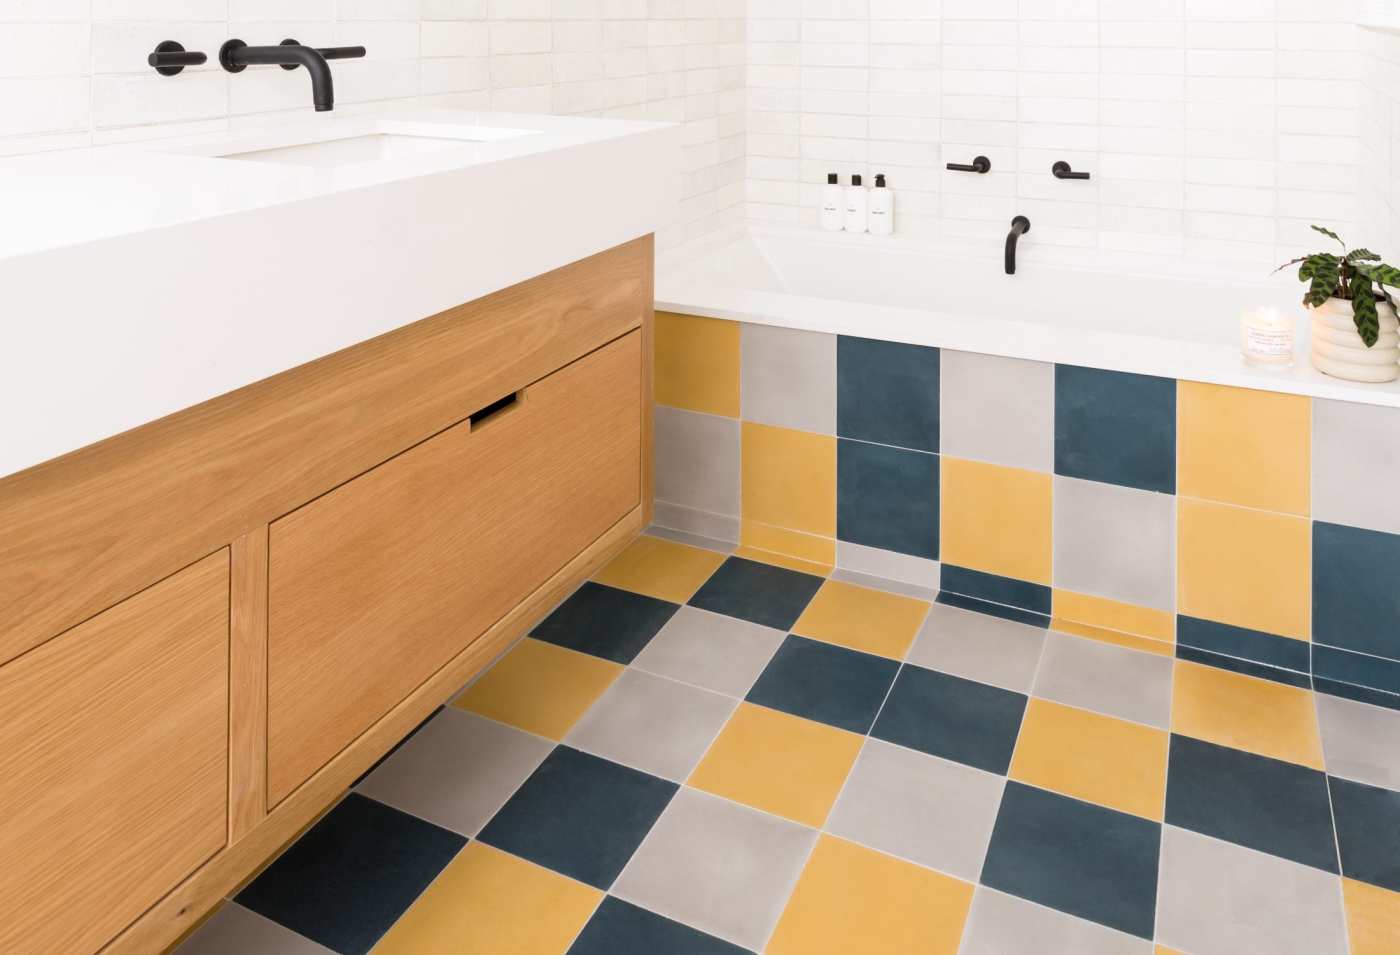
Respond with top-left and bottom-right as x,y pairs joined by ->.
1317,691 -> 1400,790
957,886 -> 1152,955
1033,630 -> 1173,728
906,602 -> 1045,693
741,323 -> 837,434
176,904 -> 332,955
1053,476 -> 1176,612
565,669 -> 738,782
355,709 -> 552,837
1156,826 -> 1348,955
630,605 -> 786,698
940,350 -> 1054,473
825,738 -> 1005,882
612,787 -> 819,952
655,405 -> 741,519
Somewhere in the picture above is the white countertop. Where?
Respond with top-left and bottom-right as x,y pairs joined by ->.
0,109 -> 681,479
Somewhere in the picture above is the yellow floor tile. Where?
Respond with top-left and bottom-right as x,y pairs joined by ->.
1344,877 -> 1400,955
453,638 -> 621,740
741,422 -> 837,539
1053,589 -> 1175,644
1171,660 -> 1324,769
687,703 -> 862,827
733,542 -> 833,577
941,457 -> 1052,585
1010,698 -> 1169,820
1178,381 -> 1311,516
794,579 -> 929,660
1177,498 -> 1311,641
372,842 -> 601,955
767,835 -> 974,955
593,535 -> 725,604
1155,947 -> 1188,955
655,311 -> 741,416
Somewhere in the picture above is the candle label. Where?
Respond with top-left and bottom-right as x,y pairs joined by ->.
1243,325 -> 1293,359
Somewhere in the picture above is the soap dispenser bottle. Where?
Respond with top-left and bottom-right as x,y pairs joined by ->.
845,174 -> 868,234
869,174 -> 894,236
821,173 -> 844,232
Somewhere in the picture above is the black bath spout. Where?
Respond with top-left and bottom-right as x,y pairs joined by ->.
219,38 -> 364,112
1005,216 -> 1031,275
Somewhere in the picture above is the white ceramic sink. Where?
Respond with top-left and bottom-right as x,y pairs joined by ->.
173,119 -> 534,169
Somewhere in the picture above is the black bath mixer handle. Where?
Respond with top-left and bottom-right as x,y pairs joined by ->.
148,41 -> 208,77
1052,161 -> 1091,181
946,156 -> 991,174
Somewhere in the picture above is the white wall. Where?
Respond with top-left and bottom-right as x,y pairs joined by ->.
0,0 -> 746,247
747,0 -> 1381,273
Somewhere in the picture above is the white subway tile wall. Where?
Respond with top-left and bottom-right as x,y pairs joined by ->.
748,0 -> 1400,271
0,0 -> 747,247
1,1 -> 1396,263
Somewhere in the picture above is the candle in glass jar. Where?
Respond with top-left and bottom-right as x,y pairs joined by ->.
1241,306 -> 1295,368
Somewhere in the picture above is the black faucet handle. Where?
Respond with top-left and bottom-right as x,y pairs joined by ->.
947,156 -> 991,174
278,39 -> 365,69
1052,160 -> 1091,181
148,41 -> 207,77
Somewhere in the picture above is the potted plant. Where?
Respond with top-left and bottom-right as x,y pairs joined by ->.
1280,226 -> 1400,382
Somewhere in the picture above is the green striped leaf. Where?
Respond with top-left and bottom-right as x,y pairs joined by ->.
1311,224 -> 1346,248
1355,262 -> 1400,288
1352,281 -> 1381,347
1347,248 -> 1381,263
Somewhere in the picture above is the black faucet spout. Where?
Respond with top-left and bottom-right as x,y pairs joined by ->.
1005,216 -> 1031,275
219,38 -> 360,112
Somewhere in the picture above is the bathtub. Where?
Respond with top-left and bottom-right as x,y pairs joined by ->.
656,225 -> 1400,409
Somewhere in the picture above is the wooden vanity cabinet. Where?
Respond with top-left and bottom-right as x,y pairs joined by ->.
0,237 -> 653,955
267,332 -> 642,805
0,551 -> 230,955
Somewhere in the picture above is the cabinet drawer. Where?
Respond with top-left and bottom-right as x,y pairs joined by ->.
267,331 -> 642,805
0,551 -> 230,955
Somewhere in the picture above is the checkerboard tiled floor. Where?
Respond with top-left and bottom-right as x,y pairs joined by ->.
179,533 -> 1400,955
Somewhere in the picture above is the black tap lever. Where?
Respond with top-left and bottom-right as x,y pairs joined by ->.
1052,161 -> 1091,181
148,41 -> 207,77
1005,216 -> 1031,275
219,38 -> 365,112
946,156 -> 991,174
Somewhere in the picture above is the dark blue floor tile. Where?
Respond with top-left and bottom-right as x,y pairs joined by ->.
532,581 -> 679,664
687,556 -> 824,631
836,335 -> 940,452
836,438 -> 939,559
477,746 -> 676,890
236,793 -> 465,955
1314,522 -> 1400,662
1315,678 -> 1400,712
935,591 -> 1050,628
1165,735 -> 1337,873
1313,644 -> 1400,697
746,634 -> 900,735
568,897 -> 752,955
870,664 -> 1027,774
1054,364 -> 1176,493
981,782 -> 1160,940
1175,645 -> 1313,689
1330,775 -> 1400,892
1177,615 -> 1310,672
940,564 -> 1052,616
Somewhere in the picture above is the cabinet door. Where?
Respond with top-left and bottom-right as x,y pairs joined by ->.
0,551 -> 230,955
267,331 -> 642,805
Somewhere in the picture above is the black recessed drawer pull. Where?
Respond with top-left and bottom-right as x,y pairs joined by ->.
469,391 -> 521,428
1052,161 -> 1091,180
947,156 -> 991,174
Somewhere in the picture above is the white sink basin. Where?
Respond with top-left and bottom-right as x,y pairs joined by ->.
172,119 -> 534,169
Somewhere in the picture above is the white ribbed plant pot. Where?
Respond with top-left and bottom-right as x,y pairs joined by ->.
1310,297 -> 1400,383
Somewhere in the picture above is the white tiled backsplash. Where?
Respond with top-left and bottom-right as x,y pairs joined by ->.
748,0 -> 1400,272
3,1 -> 1398,268
0,0 -> 747,248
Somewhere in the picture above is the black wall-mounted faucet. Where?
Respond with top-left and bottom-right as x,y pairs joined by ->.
219,38 -> 365,112
1005,216 -> 1031,275
947,155 -> 991,174
1052,160 -> 1091,181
